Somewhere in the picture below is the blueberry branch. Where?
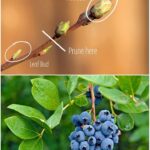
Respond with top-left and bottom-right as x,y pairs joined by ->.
1,0 -> 113,72
89,84 -> 96,122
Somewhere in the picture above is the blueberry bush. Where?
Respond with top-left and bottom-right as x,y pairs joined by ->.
2,76 -> 149,150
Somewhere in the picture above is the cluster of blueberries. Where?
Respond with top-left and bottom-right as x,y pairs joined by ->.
69,110 -> 120,150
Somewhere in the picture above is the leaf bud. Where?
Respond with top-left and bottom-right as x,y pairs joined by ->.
90,0 -> 112,19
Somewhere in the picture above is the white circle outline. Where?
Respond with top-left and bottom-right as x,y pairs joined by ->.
4,41 -> 32,63
85,0 -> 119,23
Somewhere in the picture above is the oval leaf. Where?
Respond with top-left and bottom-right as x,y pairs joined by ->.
99,87 -> 129,104
136,76 -> 149,95
67,76 -> 78,95
19,138 -> 43,150
114,101 -> 148,113
79,76 -> 117,87
118,76 -> 141,95
7,104 -> 51,133
46,102 -> 63,129
31,78 -> 60,110
8,104 -> 46,120
5,116 -> 38,139
129,126 -> 148,142
117,113 -> 134,131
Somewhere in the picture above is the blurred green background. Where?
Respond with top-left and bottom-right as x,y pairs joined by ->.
1,76 -> 149,150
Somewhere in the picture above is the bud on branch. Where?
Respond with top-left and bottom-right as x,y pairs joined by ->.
39,45 -> 52,56
12,49 -> 22,60
77,0 -> 112,26
55,21 -> 70,38
91,0 -> 112,19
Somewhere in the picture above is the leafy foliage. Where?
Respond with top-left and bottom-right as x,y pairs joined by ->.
2,75 -> 149,150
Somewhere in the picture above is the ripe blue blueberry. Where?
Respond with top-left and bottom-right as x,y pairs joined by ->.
110,115 -> 115,123
88,136 -> 96,146
75,126 -> 83,132
80,111 -> 91,125
101,121 -> 114,136
79,141 -> 90,150
75,131 -> 85,142
69,131 -> 76,141
95,143 -> 101,150
101,138 -> 114,150
83,125 -> 95,136
112,135 -> 119,144
89,146 -> 95,150
95,131 -> 105,144
99,110 -> 112,122
71,140 -> 79,150
72,115 -> 82,126
93,119 -> 101,130
112,124 -> 119,136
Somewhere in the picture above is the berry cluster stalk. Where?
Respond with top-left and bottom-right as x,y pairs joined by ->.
89,84 -> 96,122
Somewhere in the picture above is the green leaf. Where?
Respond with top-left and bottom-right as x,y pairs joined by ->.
136,76 -> 149,95
8,104 -> 46,121
137,145 -> 148,150
7,104 -> 51,133
99,87 -> 129,104
129,126 -> 149,142
132,113 -> 149,127
141,85 -> 149,101
31,78 -> 60,110
74,96 -> 88,107
67,76 -> 78,95
19,138 -> 43,150
79,75 -> 117,87
117,76 -> 141,95
46,102 -> 63,129
5,116 -> 38,139
117,113 -> 134,131
114,101 -> 148,113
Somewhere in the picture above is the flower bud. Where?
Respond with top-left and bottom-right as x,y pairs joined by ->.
90,0 -> 112,19
55,21 -> 70,37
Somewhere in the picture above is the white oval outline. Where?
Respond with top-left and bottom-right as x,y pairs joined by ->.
86,0 -> 119,23
4,41 -> 32,63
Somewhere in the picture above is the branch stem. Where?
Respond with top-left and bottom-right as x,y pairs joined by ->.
110,100 -> 117,117
1,21 -> 82,71
89,83 -> 96,122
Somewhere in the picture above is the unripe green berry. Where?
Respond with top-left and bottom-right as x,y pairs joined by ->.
91,0 -> 112,19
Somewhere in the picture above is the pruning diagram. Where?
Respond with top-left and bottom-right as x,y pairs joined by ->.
1,0 -> 148,74
1,1 -> 149,150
